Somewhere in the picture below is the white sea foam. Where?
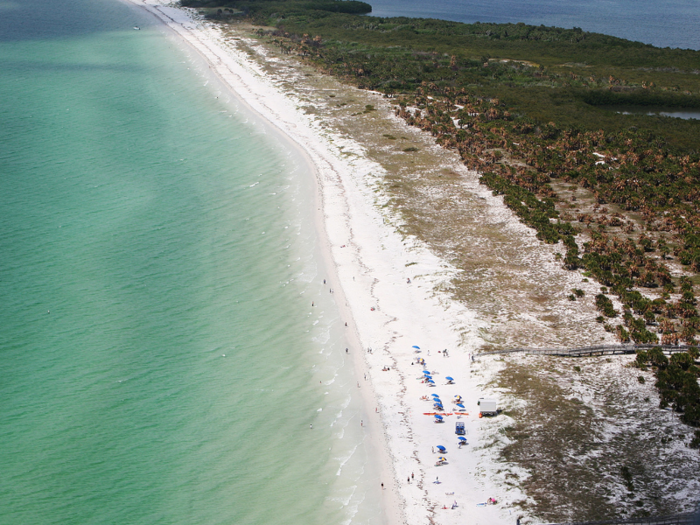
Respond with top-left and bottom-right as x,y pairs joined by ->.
335,443 -> 360,477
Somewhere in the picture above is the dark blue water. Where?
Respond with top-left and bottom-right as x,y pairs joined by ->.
368,0 -> 700,50
604,106 -> 700,119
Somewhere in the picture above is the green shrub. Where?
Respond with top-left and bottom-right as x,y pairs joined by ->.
691,430 -> 700,449
595,294 -> 617,317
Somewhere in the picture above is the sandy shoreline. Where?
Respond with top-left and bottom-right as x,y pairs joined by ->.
124,1 -> 522,523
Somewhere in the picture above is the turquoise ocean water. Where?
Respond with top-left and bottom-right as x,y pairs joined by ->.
0,1 -> 380,523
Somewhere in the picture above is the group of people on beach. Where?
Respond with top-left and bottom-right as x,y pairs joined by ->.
316,273 -> 474,514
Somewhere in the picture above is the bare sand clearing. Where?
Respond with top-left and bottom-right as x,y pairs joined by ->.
119,2 -> 632,524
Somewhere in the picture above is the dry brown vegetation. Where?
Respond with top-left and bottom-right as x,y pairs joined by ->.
482,355 -> 700,522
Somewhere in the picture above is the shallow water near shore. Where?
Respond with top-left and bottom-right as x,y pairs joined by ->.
0,1 -> 380,523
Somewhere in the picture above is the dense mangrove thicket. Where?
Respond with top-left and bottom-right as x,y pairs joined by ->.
182,0 -> 372,17
181,0 -> 700,445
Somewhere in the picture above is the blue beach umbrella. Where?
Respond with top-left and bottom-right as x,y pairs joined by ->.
434,414 -> 443,420
458,437 -> 467,442
423,370 -> 431,375
436,445 -> 446,452
427,379 -> 435,384
412,345 -> 420,349
446,376 -> 454,381
456,403 -> 465,410
431,393 -> 440,397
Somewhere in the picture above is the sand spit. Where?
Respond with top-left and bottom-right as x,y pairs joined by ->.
120,2 -> 700,524
124,1 -> 520,522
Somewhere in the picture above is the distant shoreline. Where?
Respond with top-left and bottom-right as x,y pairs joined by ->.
365,0 -> 700,51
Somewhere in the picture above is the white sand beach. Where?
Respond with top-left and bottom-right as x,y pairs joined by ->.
124,2 -> 529,523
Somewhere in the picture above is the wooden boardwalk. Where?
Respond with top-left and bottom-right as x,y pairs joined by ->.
480,344 -> 696,358
541,512 -> 698,525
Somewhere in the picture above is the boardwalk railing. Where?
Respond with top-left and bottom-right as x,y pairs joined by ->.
480,344 -> 696,358
541,511 -> 698,525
